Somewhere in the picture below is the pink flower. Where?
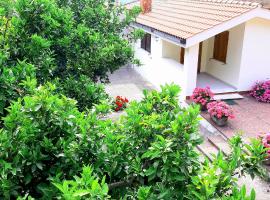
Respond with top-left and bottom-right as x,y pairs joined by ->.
191,87 -> 214,106
250,80 -> 270,103
262,133 -> 270,148
207,101 -> 235,119
261,133 -> 270,158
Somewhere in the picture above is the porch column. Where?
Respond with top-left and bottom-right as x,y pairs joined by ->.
183,43 -> 200,97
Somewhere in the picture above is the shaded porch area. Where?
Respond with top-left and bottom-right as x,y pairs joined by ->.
197,72 -> 236,94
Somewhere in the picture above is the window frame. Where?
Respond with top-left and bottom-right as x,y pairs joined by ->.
141,33 -> 151,53
213,31 -> 229,63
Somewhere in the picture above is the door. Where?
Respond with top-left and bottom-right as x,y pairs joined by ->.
180,47 -> 185,64
197,42 -> 203,73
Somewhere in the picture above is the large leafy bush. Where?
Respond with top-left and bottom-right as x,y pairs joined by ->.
56,75 -> 110,111
0,0 -> 141,83
0,84 -> 111,198
0,84 -> 266,199
0,61 -> 36,120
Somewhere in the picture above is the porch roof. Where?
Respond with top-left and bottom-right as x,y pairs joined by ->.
127,0 -> 262,46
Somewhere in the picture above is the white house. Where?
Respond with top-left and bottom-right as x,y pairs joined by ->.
126,0 -> 270,97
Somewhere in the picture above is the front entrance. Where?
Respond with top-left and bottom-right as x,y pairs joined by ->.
197,73 -> 236,93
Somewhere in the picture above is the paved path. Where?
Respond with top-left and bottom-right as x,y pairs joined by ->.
105,65 -> 270,199
105,65 -> 156,101
201,94 -> 270,141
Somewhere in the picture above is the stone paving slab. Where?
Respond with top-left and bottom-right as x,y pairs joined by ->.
105,83 -> 144,101
105,65 -> 156,101
237,176 -> 270,200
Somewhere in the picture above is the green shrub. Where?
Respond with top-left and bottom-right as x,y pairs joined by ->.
1,0 -> 71,82
0,84 -> 266,199
53,166 -> 110,200
57,75 -> 110,112
0,61 -> 36,118
0,84 -> 111,198
1,0 -> 141,83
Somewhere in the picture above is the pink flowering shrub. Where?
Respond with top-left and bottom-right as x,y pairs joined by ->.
261,133 -> 270,158
207,101 -> 235,119
191,87 -> 214,106
250,80 -> 270,103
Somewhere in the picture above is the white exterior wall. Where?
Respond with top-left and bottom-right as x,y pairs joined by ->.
134,36 -> 185,96
238,18 -> 270,91
151,35 -> 163,59
133,16 -> 270,96
202,24 -> 245,88
162,40 -> 180,62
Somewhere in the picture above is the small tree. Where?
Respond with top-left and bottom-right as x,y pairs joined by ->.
0,0 -> 141,83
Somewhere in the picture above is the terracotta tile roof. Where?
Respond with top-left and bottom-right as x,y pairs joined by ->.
129,0 -> 260,39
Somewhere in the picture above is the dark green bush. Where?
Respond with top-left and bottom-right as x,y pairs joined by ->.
56,75 -> 110,112
0,61 -> 36,119
0,0 -> 141,83
1,0 -> 71,82
0,84 -> 112,198
0,84 -> 266,199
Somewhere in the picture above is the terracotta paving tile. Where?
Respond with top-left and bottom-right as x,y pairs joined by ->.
201,94 -> 270,141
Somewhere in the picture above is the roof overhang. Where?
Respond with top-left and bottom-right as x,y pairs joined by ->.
186,7 -> 270,47
134,7 -> 270,48
132,22 -> 187,46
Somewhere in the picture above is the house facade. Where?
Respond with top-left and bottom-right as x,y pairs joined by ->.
127,0 -> 270,97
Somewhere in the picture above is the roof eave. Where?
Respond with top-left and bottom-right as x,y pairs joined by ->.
133,7 -> 270,48
185,7 -> 264,47
132,22 -> 187,47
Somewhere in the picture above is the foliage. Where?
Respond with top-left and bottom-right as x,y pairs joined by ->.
187,135 -> 265,199
113,96 -> 129,112
219,186 -> 256,200
207,100 -> 235,119
191,87 -> 214,106
0,0 -> 141,83
0,0 -> 70,82
0,61 -> 36,119
0,84 -> 112,198
53,166 -> 110,200
0,84 -> 267,199
250,80 -> 270,103
56,75 -> 110,112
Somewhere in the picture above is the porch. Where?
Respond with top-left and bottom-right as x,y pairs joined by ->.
134,41 -> 237,96
197,73 -> 236,94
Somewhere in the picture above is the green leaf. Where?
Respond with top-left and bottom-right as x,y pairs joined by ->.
73,190 -> 90,197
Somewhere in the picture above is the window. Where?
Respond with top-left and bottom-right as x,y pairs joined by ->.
213,31 -> 229,63
141,33 -> 151,53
